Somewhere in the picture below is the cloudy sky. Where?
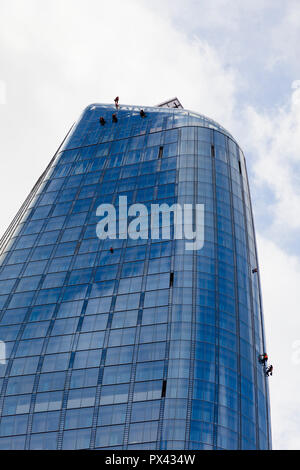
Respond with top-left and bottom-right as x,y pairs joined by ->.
0,0 -> 300,449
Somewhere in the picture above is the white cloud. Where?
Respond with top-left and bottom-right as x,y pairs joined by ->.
242,85 -> 300,238
268,0 -> 300,71
238,84 -> 300,448
291,80 -> 300,89
0,80 -> 6,105
0,0 -> 237,236
258,234 -> 300,449
147,0 -> 290,70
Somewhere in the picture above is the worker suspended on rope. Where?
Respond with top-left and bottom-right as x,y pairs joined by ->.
259,353 -> 268,365
266,365 -> 273,377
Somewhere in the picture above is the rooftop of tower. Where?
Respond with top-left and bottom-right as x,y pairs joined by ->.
81,101 -> 236,143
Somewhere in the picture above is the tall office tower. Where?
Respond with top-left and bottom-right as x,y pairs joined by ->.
0,100 -> 271,450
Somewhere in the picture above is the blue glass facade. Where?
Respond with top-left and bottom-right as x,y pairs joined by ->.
0,103 -> 271,449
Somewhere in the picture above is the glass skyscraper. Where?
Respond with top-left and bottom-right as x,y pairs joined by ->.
0,101 -> 271,450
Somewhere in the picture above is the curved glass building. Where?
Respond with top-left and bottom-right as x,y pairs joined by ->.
0,101 -> 271,449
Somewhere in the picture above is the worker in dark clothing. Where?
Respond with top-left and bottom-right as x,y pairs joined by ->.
114,96 -> 119,109
140,109 -> 146,118
259,353 -> 268,365
100,117 -> 106,126
112,113 -> 118,123
110,247 -> 114,254
252,267 -> 258,273
266,365 -> 273,376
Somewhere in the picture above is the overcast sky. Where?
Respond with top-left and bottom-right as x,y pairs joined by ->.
1,0 -> 300,449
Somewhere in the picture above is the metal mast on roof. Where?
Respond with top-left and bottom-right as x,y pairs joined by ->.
156,97 -> 183,109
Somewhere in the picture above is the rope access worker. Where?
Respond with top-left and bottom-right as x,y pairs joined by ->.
266,365 -> 273,377
114,96 -> 119,109
259,353 -> 268,365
